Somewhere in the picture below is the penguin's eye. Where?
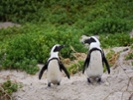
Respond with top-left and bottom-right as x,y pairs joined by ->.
85,38 -> 96,44
53,46 -> 62,52
53,46 -> 59,52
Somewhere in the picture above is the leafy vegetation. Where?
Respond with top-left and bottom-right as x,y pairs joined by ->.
0,0 -> 133,26
0,24 -> 86,74
106,50 -> 119,66
100,33 -> 133,48
126,52 -> 133,60
125,47 -> 133,60
0,80 -> 21,100
0,0 -> 133,74
67,60 -> 84,75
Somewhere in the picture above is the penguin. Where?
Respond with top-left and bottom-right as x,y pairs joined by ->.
39,44 -> 70,87
82,36 -> 110,84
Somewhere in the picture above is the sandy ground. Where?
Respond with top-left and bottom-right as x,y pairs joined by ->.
0,47 -> 133,100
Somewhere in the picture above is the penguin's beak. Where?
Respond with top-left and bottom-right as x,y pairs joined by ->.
58,45 -> 65,51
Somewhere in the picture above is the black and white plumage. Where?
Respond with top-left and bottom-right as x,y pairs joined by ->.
82,36 -> 110,83
39,44 -> 70,87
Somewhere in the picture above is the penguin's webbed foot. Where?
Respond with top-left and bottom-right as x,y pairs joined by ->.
48,83 -> 51,87
97,78 -> 102,84
57,82 -> 60,86
87,78 -> 92,84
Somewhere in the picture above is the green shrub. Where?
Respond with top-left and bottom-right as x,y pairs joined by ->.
125,48 -> 133,60
0,80 -> 21,100
83,18 -> 131,35
0,33 -> 44,74
67,60 -> 84,74
103,49 -> 119,72
126,53 -> 133,60
0,24 -> 86,74
0,0 -> 133,25
100,33 -> 133,48
0,0 -> 48,23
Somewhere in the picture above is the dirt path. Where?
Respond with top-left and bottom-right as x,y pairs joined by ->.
0,47 -> 133,100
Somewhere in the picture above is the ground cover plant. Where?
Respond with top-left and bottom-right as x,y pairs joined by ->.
0,80 -> 20,100
67,60 -> 84,75
125,46 -> 133,60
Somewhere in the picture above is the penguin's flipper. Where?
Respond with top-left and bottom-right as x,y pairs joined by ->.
59,61 -> 70,79
39,63 -> 48,80
83,53 -> 90,74
102,52 -> 110,74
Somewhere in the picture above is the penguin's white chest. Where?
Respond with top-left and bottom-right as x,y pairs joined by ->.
47,60 -> 61,84
86,51 -> 103,78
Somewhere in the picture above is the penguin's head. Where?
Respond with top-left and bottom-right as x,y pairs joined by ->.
50,44 -> 65,55
83,36 -> 100,46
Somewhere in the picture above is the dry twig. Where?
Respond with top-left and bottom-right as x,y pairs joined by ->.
0,85 -> 12,100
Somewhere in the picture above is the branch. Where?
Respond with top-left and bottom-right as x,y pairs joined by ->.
0,85 -> 12,100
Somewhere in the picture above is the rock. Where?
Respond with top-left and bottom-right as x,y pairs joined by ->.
0,22 -> 20,29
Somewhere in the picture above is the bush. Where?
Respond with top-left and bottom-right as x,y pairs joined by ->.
126,53 -> 133,60
125,47 -> 133,60
0,33 -> 46,74
0,0 -> 133,25
0,24 -> 86,74
83,18 -> 132,35
67,60 -> 84,75
100,33 -> 133,48
0,0 -> 47,23
0,80 -> 20,100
